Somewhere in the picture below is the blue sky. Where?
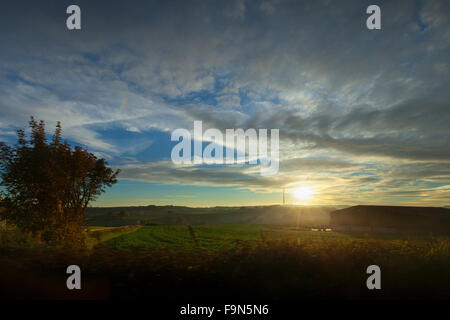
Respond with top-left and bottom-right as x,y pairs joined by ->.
0,0 -> 449,207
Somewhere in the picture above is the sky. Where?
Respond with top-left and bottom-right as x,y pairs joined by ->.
0,0 -> 449,207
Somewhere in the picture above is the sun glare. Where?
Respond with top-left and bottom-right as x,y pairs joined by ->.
292,186 -> 315,201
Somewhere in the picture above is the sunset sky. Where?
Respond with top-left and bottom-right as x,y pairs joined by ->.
0,0 -> 449,207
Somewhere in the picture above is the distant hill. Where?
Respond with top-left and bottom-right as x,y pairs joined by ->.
330,205 -> 450,234
85,205 -> 334,227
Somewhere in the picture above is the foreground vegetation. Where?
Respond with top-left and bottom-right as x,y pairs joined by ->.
1,223 -> 449,300
99,225 -> 444,251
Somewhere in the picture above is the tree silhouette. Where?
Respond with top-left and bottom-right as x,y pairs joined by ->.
0,117 -> 120,246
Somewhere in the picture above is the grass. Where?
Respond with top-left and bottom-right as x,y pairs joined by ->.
0,221 -> 42,248
1,223 -> 450,299
85,225 -> 141,249
101,225 -> 332,250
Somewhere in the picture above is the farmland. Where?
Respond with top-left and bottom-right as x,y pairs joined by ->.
1,206 -> 450,300
90,225 -> 450,300
95,224 -> 443,251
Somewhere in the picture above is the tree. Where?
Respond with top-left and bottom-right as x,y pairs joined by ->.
0,117 -> 120,246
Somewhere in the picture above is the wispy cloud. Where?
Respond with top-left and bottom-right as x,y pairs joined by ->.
0,0 -> 448,205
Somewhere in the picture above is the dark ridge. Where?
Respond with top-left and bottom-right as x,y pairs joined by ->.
330,205 -> 450,234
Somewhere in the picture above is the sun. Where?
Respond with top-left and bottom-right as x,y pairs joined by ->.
292,186 -> 315,201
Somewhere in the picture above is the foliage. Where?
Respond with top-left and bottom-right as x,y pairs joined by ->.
0,221 -> 42,248
0,117 -> 120,246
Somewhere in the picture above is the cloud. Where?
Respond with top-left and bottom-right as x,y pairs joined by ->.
0,0 -> 448,205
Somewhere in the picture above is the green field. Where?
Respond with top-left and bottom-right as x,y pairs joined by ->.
2,222 -> 450,299
98,225 -> 313,250
95,224 -> 445,251
85,225 -> 141,249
